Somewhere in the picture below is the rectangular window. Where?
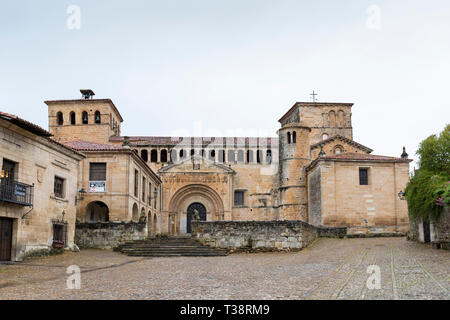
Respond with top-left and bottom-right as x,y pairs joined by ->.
134,170 -> 139,197
359,168 -> 369,185
234,191 -> 244,206
89,163 -> 106,181
54,176 -> 65,198
53,222 -> 68,248
142,177 -> 146,202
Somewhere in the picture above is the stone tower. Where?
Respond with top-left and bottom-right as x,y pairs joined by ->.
277,101 -> 354,221
45,89 -> 123,144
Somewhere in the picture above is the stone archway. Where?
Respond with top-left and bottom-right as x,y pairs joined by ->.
186,202 -> 207,233
168,184 -> 224,235
85,201 -> 109,222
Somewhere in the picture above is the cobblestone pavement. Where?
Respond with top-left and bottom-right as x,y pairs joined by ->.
0,238 -> 448,300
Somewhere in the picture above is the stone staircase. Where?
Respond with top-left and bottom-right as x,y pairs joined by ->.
116,236 -> 228,257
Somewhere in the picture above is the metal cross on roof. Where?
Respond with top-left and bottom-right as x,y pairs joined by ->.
310,90 -> 318,102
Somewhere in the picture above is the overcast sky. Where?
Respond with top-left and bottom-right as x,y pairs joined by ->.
1,0 -> 449,168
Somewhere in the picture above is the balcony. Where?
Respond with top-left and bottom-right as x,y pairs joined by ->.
0,179 -> 34,206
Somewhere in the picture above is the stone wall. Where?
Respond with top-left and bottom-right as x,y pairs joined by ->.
432,206 -> 450,243
75,222 -> 146,249
191,220 -> 346,252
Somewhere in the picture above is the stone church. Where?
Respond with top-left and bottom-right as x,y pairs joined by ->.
45,89 -> 411,236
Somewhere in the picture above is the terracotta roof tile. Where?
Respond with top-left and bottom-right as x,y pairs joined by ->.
0,111 -> 52,137
63,140 -> 125,151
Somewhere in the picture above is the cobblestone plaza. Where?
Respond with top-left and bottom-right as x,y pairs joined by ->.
0,237 -> 448,300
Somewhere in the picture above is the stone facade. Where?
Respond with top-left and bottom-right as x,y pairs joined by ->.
74,221 -> 146,249
409,206 -> 450,249
307,156 -> 410,235
0,113 -> 84,261
191,220 -> 346,252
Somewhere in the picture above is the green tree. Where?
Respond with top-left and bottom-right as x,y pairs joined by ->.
405,125 -> 450,221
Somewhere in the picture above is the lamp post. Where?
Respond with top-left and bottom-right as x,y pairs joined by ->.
398,190 -> 406,200
75,188 -> 87,205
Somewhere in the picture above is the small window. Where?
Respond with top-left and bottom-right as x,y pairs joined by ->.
227,150 -> 235,163
82,111 -> 88,124
57,112 -> 64,126
218,150 -> 225,163
134,170 -> 139,197
359,168 -> 369,185
266,150 -> 272,164
151,149 -> 158,163
234,191 -> 244,206
141,150 -> 148,162
54,177 -> 65,198
209,150 -> 216,161
256,149 -> 262,164
142,177 -> 146,202
70,112 -> 76,125
94,111 -> 101,124
89,163 -> 106,181
247,150 -> 253,163
287,132 -> 291,144
237,150 -> 244,163
161,149 -> 168,163
292,131 -> 297,143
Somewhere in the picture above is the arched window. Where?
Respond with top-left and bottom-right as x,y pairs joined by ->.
227,150 -> 235,163
57,112 -> 63,125
338,110 -> 345,128
179,149 -> 185,159
247,150 -> 254,163
160,149 -> 168,163
151,149 -> 158,163
209,150 -> 215,161
201,149 -> 205,158
170,149 -> 177,162
218,150 -> 225,163
237,150 -> 244,163
292,131 -> 297,143
70,111 -> 76,125
287,132 -> 291,144
266,150 -> 272,164
94,111 -> 101,124
256,150 -> 262,163
190,149 -> 195,157
141,150 -> 148,162
322,133 -> 328,140
329,111 -> 336,127
82,111 -> 88,124
334,146 -> 343,154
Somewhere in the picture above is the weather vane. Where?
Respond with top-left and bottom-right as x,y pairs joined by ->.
310,90 -> 318,102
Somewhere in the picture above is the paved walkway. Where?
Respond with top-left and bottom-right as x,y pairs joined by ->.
0,238 -> 448,300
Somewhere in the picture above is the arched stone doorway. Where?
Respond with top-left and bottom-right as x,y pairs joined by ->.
186,202 -> 207,233
168,184 -> 224,235
85,201 -> 109,222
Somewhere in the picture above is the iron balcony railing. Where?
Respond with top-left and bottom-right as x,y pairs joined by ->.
0,179 -> 34,206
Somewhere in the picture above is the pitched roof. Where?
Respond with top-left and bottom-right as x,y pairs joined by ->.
110,136 -> 279,147
0,111 -> 52,137
310,135 -> 373,153
63,140 -> 125,151
306,152 -> 412,171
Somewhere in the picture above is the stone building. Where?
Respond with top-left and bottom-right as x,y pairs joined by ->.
43,90 -> 411,236
0,112 -> 84,261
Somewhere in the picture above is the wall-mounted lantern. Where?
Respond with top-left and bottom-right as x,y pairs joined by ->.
75,188 -> 87,205
398,190 -> 406,200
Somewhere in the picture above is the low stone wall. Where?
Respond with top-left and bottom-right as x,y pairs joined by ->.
191,220 -> 346,253
75,222 -> 147,249
408,206 -> 450,249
